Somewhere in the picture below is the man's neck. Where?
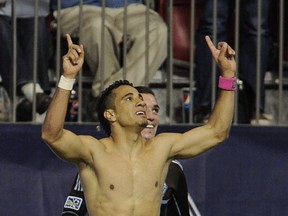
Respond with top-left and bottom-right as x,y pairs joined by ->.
110,126 -> 145,158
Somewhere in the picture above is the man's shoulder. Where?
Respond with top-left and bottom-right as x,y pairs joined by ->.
78,135 -> 111,153
80,134 -> 107,143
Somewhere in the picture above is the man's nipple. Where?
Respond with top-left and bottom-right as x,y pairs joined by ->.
110,184 -> 115,190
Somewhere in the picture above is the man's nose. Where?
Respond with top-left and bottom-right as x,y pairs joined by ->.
146,109 -> 154,120
137,99 -> 146,107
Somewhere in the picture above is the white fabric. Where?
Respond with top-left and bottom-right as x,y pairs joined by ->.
54,4 -> 167,96
58,75 -> 76,91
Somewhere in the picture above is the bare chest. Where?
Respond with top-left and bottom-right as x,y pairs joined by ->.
94,152 -> 166,199
80,146 -> 169,215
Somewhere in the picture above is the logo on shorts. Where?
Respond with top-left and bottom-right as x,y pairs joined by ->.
64,196 -> 83,210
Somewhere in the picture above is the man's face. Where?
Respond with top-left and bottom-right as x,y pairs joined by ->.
140,93 -> 160,140
112,85 -> 148,129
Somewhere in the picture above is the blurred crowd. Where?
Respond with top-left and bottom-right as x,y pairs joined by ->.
0,0 -> 287,125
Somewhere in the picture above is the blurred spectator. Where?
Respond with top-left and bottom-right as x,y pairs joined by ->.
0,0 -> 52,121
50,0 -> 167,120
194,0 -> 272,124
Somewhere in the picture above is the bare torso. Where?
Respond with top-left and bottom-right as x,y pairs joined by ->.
78,135 -> 171,216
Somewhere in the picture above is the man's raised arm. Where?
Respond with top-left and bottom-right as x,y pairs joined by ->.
169,36 -> 237,158
41,34 -> 84,160
204,35 -> 236,135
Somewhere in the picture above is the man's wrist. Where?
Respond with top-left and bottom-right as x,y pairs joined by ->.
218,76 -> 237,91
58,75 -> 76,90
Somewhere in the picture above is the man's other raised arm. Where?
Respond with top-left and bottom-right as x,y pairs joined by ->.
203,35 -> 236,136
42,34 -> 85,161
169,36 -> 236,158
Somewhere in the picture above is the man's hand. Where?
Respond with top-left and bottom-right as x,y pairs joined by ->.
205,36 -> 236,78
62,34 -> 84,79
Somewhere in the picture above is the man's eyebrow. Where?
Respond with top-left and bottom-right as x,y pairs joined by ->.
121,92 -> 133,100
153,104 -> 160,110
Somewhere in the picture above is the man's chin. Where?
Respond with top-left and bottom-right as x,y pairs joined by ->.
141,130 -> 153,139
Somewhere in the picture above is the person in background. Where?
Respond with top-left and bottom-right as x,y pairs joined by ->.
50,0 -> 167,121
61,86 -> 191,216
0,0 -> 52,121
194,0 -> 272,124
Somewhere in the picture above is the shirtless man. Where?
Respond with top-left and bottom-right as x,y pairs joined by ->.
62,86 -> 191,216
42,34 -> 236,216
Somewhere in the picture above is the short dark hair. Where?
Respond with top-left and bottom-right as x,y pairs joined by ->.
96,80 -> 133,135
135,86 -> 155,96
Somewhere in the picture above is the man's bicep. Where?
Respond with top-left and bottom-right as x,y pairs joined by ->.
49,130 -> 92,163
171,126 -> 218,158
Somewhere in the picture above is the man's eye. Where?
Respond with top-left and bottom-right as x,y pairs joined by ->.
153,108 -> 159,113
126,97 -> 132,101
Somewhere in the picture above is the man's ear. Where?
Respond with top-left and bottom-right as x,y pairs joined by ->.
104,109 -> 116,122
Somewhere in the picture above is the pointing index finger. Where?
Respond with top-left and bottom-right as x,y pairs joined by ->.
205,35 -> 216,52
66,34 -> 73,47
66,34 -> 82,53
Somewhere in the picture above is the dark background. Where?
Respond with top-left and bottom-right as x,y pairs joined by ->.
0,124 -> 287,216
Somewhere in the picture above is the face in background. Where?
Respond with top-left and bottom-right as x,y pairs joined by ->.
140,93 -> 160,140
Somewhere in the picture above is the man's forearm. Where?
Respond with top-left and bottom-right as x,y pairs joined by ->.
42,88 -> 71,143
204,36 -> 236,140
207,89 -> 235,140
